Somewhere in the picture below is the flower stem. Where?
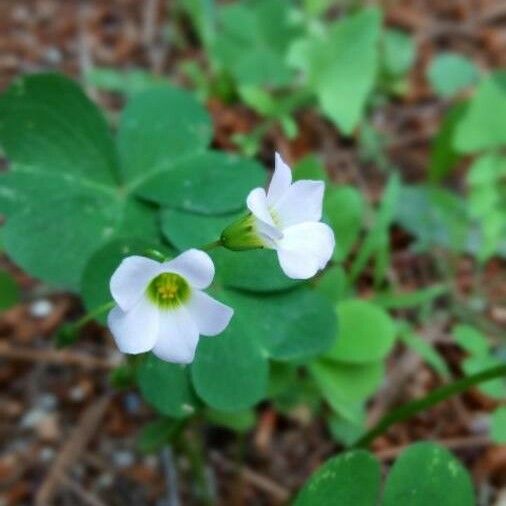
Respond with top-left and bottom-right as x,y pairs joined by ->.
200,239 -> 223,252
353,364 -> 506,448
55,300 -> 115,348
77,300 -> 115,326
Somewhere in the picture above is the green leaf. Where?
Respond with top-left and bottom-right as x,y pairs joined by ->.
372,284 -> 448,310
81,238 -> 171,323
162,208 -> 242,251
310,359 -> 384,408
85,68 -> 165,96
212,248 -> 298,292
394,184 -> 470,253
454,71 -> 506,153
328,413 -> 365,447
325,299 -> 396,363
289,8 -> 381,134
381,29 -> 415,78
212,0 -> 299,87
400,328 -> 450,378
324,185 -> 364,261
315,265 -> 348,303
294,450 -> 381,506
466,153 -> 506,261
0,74 -> 159,288
136,151 -> 266,214
0,73 -> 118,184
138,354 -> 200,418
179,0 -> 216,47
0,270 -> 20,310
205,408 -> 256,433
225,287 -> 337,361
383,443 -> 475,506
117,86 -> 212,184
191,285 -> 337,411
350,174 -> 399,283
453,324 -> 489,356
429,102 -> 467,182
491,406 -> 506,443
427,53 -> 479,98
462,355 -> 506,399
293,155 -> 329,183
137,417 -> 184,454
191,312 -> 268,411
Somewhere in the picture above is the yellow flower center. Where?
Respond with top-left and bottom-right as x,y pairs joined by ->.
146,272 -> 190,310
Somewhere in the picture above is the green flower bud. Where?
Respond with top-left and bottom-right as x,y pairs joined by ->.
220,213 -> 266,251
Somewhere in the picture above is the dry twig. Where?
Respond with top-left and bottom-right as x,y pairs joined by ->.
35,393 -> 111,506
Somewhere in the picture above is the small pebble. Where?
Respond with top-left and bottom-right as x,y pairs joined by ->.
123,393 -> 142,414
97,473 -> 114,488
37,393 -> 57,411
113,450 -> 135,468
21,408 -> 46,429
39,447 -> 55,463
29,299 -> 53,319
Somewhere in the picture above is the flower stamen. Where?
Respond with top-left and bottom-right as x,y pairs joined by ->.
146,272 -> 190,309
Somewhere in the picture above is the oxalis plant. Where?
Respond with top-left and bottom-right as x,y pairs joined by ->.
1,73 -> 505,504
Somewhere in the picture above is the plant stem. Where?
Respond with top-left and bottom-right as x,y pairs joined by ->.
200,239 -> 222,252
354,364 -> 506,448
75,300 -> 115,327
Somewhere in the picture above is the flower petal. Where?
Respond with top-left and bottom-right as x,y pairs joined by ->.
247,187 -> 275,227
274,180 -> 324,228
110,256 -> 162,311
152,308 -> 200,364
267,152 -> 292,205
186,290 -> 234,336
163,249 -> 214,289
107,297 -> 159,354
276,222 -> 335,279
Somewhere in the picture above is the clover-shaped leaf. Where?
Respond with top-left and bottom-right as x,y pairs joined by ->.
0,74 -> 264,289
212,0 -> 300,88
289,8 -> 381,134
191,286 -> 337,410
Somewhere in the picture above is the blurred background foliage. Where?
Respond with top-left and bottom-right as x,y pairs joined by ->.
0,0 -> 505,504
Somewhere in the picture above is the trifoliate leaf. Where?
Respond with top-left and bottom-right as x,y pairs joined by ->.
212,0 -> 300,87
288,8 -> 381,134
0,74 -> 159,288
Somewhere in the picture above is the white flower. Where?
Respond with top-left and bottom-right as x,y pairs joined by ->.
244,152 -> 335,279
107,249 -> 233,364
